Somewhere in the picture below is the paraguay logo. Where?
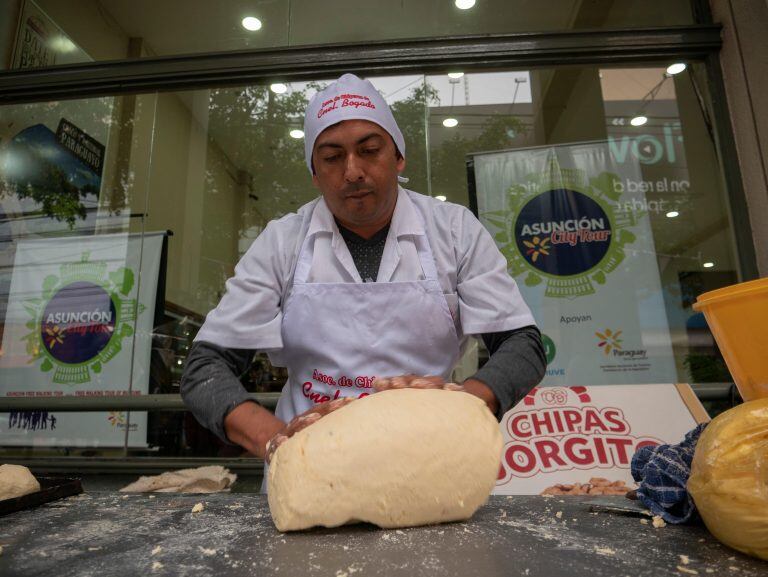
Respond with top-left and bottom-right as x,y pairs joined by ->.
483,159 -> 640,298
595,328 -> 623,355
22,253 -> 142,385
108,411 -> 126,427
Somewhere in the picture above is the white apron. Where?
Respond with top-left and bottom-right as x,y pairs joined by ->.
261,210 -> 461,491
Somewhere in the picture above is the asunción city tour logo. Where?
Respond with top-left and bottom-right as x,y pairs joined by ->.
21,253 -> 142,385
483,159 -> 641,299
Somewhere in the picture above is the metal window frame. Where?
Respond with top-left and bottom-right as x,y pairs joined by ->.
1,26 -> 721,103
0,393 -> 280,411
0,384 -> 733,413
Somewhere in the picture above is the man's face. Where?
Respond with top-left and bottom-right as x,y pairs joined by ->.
311,119 -> 405,236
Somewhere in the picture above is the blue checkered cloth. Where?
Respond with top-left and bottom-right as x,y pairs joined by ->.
631,423 -> 708,524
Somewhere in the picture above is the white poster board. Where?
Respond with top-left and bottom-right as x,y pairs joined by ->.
0,232 -> 164,447
493,384 -> 707,495
474,142 -> 678,384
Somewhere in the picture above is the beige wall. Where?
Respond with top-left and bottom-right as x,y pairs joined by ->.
136,90 -> 244,318
710,0 -> 768,277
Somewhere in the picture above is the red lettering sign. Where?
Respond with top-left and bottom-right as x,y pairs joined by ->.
499,434 -> 661,479
499,404 -> 661,480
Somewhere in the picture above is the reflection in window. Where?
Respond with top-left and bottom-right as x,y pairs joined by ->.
0,64 -> 744,461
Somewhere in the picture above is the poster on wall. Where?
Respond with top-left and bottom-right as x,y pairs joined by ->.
493,384 -> 707,495
0,118 -> 110,339
10,0 -> 56,69
1,118 -> 106,236
10,0 -> 90,69
0,232 -> 164,447
3,0 -> 109,243
473,142 -> 678,385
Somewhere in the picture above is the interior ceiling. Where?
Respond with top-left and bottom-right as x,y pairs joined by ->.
96,0 -> 577,56
92,0 -> 690,58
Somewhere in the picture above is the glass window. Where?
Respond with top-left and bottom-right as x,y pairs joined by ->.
0,93 -> 160,452
0,61 -> 744,462
1,0 -> 696,70
457,64 -> 738,387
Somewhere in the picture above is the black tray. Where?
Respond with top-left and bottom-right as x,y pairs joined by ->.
0,476 -> 82,516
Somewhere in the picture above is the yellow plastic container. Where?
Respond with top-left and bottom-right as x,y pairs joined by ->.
692,277 -> 768,400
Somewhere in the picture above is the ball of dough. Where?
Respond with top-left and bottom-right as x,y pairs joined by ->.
0,464 -> 41,501
688,399 -> 768,560
268,388 -> 503,531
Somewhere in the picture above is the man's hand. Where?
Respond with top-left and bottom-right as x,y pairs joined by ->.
461,378 -> 499,416
373,375 -> 459,390
265,397 -> 356,464
224,401 -> 285,460
373,375 -> 498,414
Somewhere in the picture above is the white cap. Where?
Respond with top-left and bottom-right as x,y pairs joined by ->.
303,73 -> 405,174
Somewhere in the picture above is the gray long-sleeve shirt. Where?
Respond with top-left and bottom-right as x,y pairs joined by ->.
181,222 -> 546,443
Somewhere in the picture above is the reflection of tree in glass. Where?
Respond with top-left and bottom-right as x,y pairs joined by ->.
207,84 -> 318,233
390,83 -> 439,194
17,164 -> 94,228
684,354 -> 730,382
205,80 -> 523,240
206,81 -> 449,241
431,115 -> 527,201
1,98 -> 115,230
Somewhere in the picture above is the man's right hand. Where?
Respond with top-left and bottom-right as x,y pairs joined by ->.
223,401 -> 285,460
265,397 -> 356,464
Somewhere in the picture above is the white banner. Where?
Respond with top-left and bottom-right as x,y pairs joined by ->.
474,142 -> 677,384
0,232 -> 164,447
493,384 -> 703,495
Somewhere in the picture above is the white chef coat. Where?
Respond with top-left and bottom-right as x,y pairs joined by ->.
195,187 -> 536,356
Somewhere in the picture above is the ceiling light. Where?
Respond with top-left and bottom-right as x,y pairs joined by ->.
435,195 -> 447,202
443,118 -> 459,128
666,63 -> 687,75
703,262 -> 715,268
242,16 -> 262,31
455,0 -> 476,9
289,129 -> 304,139
50,37 -> 77,53
448,72 -> 464,79
630,115 -> 648,127
270,83 -> 287,94
666,211 -> 679,218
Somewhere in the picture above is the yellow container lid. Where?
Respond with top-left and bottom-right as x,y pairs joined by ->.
693,277 -> 768,311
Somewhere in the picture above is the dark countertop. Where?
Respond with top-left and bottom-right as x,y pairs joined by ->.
0,493 -> 765,577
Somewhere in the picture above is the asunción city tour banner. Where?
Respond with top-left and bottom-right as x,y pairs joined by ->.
0,232 -> 163,447
473,142 -> 678,385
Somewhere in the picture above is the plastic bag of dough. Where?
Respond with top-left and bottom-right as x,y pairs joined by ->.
688,398 -> 768,560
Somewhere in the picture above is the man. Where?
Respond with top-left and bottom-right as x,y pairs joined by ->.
181,73 -> 545,466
